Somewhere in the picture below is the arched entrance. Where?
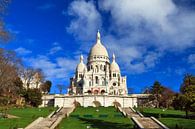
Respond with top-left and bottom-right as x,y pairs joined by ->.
93,101 -> 101,107
101,90 -> 105,95
94,90 -> 99,95
87,90 -> 92,95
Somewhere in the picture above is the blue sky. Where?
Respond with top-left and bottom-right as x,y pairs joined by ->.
1,0 -> 195,93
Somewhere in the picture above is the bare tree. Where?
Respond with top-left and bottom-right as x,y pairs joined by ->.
57,84 -> 65,94
0,0 -> 11,42
0,48 -> 22,104
19,68 -> 45,89
34,69 -> 45,88
20,68 -> 36,89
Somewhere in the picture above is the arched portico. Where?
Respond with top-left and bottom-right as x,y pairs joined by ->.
101,90 -> 105,95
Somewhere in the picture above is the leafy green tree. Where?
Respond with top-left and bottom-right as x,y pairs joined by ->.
23,89 -> 42,107
160,87 -> 174,108
150,81 -> 164,108
172,93 -> 185,110
179,74 -> 195,118
40,80 -> 52,94
182,85 -> 195,118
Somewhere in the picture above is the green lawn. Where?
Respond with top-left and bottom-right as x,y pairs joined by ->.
58,107 -> 134,129
136,107 -> 195,129
0,107 -> 56,129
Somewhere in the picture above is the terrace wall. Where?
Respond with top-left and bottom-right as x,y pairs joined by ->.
53,95 -> 138,108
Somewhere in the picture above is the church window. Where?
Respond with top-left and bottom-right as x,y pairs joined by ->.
113,82 -> 117,86
89,81 -> 91,86
96,65 -> 99,72
95,76 -> 99,84
79,74 -> 82,78
104,65 -> 106,71
100,65 -> 102,70
102,78 -> 106,85
113,73 -> 116,77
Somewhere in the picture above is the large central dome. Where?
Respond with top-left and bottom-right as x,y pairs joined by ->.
88,31 -> 109,63
89,42 -> 109,57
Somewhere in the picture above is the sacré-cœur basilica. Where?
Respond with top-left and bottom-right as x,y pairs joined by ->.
41,31 -> 148,108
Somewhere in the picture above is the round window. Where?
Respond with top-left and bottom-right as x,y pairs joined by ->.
113,82 -> 116,86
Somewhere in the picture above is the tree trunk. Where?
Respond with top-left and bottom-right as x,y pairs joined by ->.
185,110 -> 189,119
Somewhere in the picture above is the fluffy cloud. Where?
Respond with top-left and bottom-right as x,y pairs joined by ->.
188,54 -> 195,68
15,47 -> 32,55
67,0 -> 102,40
24,55 -> 78,80
66,0 -> 195,73
100,0 -> 195,50
49,46 -> 62,55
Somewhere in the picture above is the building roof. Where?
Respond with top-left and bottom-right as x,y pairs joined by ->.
110,53 -> 120,72
89,31 -> 109,58
76,55 -> 87,72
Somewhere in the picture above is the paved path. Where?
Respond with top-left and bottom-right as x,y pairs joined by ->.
25,107 -> 74,129
122,107 -> 167,129
123,108 -> 140,118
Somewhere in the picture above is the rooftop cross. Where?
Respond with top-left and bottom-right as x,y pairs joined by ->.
96,30 -> 101,44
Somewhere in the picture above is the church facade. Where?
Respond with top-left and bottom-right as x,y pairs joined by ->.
69,31 -> 128,96
40,31 -> 149,108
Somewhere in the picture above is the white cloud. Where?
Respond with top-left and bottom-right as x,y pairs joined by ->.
49,46 -> 62,55
188,54 -> 195,68
66,0 -> 195,73
24,55 -> 79,81
66,0 -> 102,40
15,47 -> 32,55
99,0 -> 195,50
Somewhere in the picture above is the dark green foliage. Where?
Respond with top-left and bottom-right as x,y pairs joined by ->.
172,93 -> 185,110
23,89 -> 42,107
40,80 -> 52,93
180,74 -> 195,118
172,74 -> 195,118
148,81 -> 174,108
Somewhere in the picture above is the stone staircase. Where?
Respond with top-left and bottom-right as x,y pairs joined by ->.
121,107 -> 169,129
25,107 -> 75,129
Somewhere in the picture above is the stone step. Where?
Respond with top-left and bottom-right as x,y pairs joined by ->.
137,117 -> 163,129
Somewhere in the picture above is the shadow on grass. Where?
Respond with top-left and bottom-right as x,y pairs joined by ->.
78,117 -> 133,129
141,112 -> 186,119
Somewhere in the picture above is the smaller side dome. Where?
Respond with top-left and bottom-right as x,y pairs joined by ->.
76,55 -> 87,72
110,54 -> 120,72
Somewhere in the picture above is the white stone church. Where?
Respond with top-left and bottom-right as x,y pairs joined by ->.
69,31 -> 127,96
41,31 -> 148,108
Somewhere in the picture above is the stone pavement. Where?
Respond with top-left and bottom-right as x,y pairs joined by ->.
25,107 -> 75,129
121,107 -> 169,129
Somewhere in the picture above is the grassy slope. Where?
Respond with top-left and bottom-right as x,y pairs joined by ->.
59,107 -> 134,129
0,107 -> 56,129
137,107 -> 195,129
